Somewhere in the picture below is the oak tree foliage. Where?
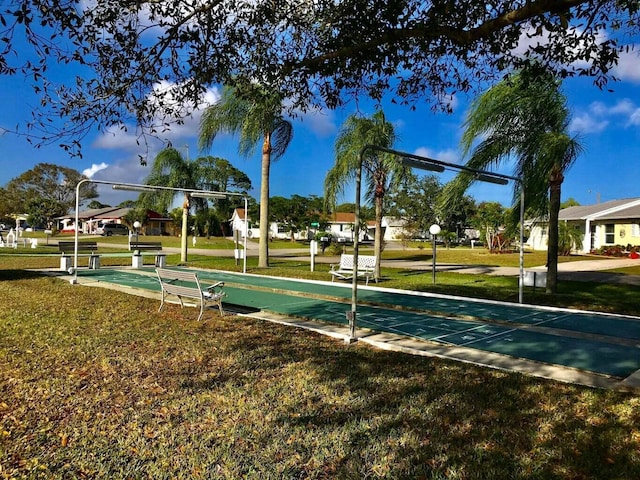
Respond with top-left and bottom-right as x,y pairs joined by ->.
0,0 -> 638,155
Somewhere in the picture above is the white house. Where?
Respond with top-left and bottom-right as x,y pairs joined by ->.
325,212 -> 375,242
527,198 -> 640,253
230,208 -> 251,237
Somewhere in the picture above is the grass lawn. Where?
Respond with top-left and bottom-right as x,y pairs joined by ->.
2,244 -> 640,315
1,269 -> 639,479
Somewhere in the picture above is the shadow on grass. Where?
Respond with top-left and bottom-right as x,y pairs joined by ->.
0,269 -> 49,281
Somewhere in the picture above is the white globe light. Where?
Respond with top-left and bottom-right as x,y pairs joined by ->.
133,221 -> 141,229
429,224 -> 441,235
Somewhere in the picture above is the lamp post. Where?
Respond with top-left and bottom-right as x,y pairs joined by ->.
133,221 -> 141,243
429,223 -> 441,284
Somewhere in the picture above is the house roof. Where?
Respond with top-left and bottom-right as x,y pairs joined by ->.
326,212 -> 376,227
58,207 -> 170,222
57,206 -> 121,220
559,198 -> 640,221
94,207 -> 132,219
231,208 -> 249,221
329,212 -> 356,223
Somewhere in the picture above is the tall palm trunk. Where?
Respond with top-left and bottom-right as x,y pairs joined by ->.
259,133 -> 271,268
546,167 -> 564,294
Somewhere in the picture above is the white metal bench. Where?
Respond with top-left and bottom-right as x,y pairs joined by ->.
156,268 -> 225,321
58,241 -> 101,270
329,254 -> 377,285
130,241 -> 166,267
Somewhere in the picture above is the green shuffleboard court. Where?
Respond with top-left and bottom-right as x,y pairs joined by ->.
76,267 -> 640,380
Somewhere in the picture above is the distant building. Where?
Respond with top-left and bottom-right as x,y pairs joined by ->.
57,208 -> 172,235
527,198 -> 640,253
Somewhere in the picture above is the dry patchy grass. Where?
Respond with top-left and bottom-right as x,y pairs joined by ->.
0,271 -> 639,479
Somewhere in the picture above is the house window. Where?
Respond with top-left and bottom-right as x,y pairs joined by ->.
605,224 -> 615,244
632,224 -> 640,237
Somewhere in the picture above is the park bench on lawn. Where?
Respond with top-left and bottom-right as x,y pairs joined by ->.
156,268 -> 225,321
129,241 -> 166,267
58,241 -> 100,271
329,253 -> 377,286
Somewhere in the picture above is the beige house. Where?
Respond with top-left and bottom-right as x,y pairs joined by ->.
527,198 -> 640,253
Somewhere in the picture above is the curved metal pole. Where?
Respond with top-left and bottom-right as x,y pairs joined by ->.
243,196 -> 248,274
71,179 -> 90,284
349,146 -> 368,342
519,185 -> 525,304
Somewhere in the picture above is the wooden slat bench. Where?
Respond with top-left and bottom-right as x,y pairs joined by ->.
156,268 -> 225,321
130,241 -> 166,267
329,253 -> 377,285
58,241 -> 100,270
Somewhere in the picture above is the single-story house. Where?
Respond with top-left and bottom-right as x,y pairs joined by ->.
323,212 -> 376,242
58,208 -> 172,236
57,207 -> 122,233
527,198 -> 640,253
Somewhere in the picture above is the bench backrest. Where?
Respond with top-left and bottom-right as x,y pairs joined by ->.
58,241 -> 98,254
156,268 -> 203,298
339,254 -> 377,271
130,241 -> 163,251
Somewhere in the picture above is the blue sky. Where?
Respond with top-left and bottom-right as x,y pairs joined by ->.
1,33 -> 639,211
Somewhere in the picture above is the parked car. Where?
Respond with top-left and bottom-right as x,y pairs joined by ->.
98,223 -> 130,236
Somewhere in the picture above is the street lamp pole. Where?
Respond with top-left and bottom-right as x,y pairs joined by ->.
347,145 -> 524,344
429,224 -> 441,284
348,150 -> 364,342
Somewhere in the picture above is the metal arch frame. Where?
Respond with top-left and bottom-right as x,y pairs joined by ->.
348,145 -> 524,342
71,179 -> 248,283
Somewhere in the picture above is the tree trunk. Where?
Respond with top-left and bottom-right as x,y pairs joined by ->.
546,168 -> 564,294
259,134 -> 271,268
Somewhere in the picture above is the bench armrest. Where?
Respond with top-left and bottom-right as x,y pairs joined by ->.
205,281 -> 225,292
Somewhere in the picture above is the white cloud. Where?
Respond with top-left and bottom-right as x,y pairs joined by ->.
92,125 -> 143,151
607,98 -> 636,115
293,107 -> 337,137
629,109 -> 640,126
443,94 -> 459,113
514,26 -> 609,68
413,147 -> 460,164
569,113 -> 609,134
571,98 -> 640,133
82,162 -> 109,178
92,83 -> 222,152
612,48 -> 640,83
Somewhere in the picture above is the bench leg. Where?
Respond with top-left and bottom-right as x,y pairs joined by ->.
60,255 -> 72,272
155,254 -> 167,268
89,255 -> 100,270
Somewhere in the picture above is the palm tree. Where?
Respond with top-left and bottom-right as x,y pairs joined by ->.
558,221 -> 584,256
444,65 -> 582,293
141,147 -> 203,262
324,110 -> 406,280
199,85 -> 293,268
